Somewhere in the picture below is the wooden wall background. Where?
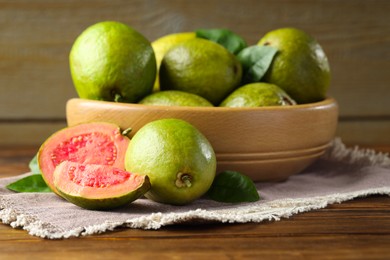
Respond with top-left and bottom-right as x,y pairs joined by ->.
0,0 -> 389,146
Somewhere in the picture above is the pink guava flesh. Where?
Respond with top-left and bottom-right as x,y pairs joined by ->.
50,132 -> 119,167
66,163 -> 130,188
54,161 -> 150,210
38,122 -> 130,194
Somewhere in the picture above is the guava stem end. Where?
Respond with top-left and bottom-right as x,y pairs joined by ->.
176,173 -> 192,188
114,93 -> 122,102
182,174 -> 192,188
121,128 -> 132,136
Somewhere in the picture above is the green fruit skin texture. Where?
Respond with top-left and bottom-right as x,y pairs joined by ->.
139,90 -> 214,107
69,21 -> 156,103
258,27 -> 331,104
57,179 -> 150,211
159,38 -> 242,105
125,119 -> 216,205
220,82 -> 296,107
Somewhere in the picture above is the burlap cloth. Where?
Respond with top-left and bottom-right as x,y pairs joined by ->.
1,138 -> 389,239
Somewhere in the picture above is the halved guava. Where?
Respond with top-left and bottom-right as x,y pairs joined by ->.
38,122 -> 130,194
53,161 -> 150,210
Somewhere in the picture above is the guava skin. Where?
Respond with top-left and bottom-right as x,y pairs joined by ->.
219,82 -> 296,107
56,180 -> 150,210
139,90 -> 214,107
125,118 -> 216,205
159,38 -> 242,105
151,32 -> 196,92
69,21 -> 157,103
258,27 -> 331,104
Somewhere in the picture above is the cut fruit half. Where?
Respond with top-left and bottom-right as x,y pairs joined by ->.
38,122 -> 130,194
54,161 -> 150,210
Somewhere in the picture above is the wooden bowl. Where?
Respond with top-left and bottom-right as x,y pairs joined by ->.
66,97 -> 338,182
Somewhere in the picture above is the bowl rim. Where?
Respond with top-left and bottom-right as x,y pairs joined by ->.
68,96 -> 337,113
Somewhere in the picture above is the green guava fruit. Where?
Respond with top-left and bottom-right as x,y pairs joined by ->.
53,161 -> 150,210
69,21 -> 156,103
125,118 -> 216,205
38,122 -> 130,195
151,32 -> 196,91
219,82 -> 296,107
257,27 -> 331,104
139,90 -> 213,107
159,38 -> 242,105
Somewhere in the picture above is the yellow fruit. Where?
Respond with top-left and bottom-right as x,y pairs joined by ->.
69,21 -> 156,103
159,38 -> 242,105
151,32 -> 196,91
258,27 -> 330,104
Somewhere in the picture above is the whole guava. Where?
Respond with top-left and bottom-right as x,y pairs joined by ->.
139,90 -> 214,107
159,38 -> 242,105
258,27 -> 331,104
220,82 -> 296,107
69,21 -> 156,103
125,118 -> 216,205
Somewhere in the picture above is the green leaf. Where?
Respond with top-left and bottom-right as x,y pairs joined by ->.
196,28 -> 247,55
237,45 -> 278,84
29,153 -> 41,174
207,171 -> 260,203
6,174 -> 52,193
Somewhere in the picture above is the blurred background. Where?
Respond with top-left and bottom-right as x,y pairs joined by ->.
0,0 -> 389,147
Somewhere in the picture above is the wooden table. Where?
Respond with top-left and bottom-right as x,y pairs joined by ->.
1,145 -> 390,259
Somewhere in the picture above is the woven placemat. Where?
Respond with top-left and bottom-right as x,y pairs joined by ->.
1,138 -> 389,239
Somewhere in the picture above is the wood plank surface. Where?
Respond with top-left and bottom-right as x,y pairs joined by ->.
1,145 -> 390,259
0,0 -> 389,145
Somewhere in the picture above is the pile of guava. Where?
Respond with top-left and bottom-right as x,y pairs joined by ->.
70,21 -> 330,108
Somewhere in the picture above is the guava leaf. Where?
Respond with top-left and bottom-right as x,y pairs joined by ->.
7,153 -> 50,193
195,28 -> 247,55
29,153 -> 41,174
6,174 -> 51,193
207,171 -> 260,203
237,45 -> 278,84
